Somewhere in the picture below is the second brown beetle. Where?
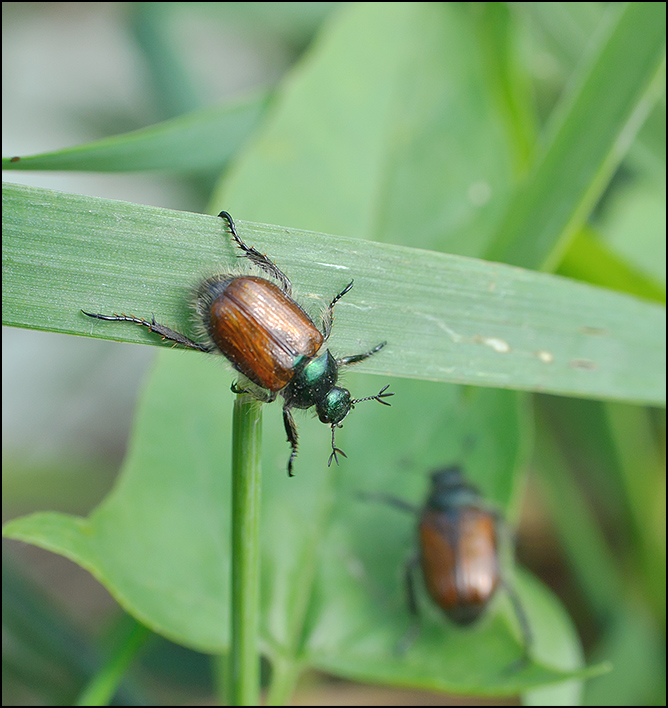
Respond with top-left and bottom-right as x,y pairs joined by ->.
362,466 -> 532,657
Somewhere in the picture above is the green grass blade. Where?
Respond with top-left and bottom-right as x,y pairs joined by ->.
558,227 -> 666,304
74,620 -> 150,706
486,2 -> 666,270
518,1 -> 666,176
3,182 -> 665,405
129,3 -> 203,120
1,92 -> 268,173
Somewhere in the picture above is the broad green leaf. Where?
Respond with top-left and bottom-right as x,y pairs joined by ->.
214,2 -> 517,258
1,92 -> 267,173
485,2 -> 666,270
3,181 -> 665,405
3,351 -> 606,695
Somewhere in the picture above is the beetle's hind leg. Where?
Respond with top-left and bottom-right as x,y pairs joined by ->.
356,491 -> 418,514
395,555 -> 421,654
81,311 -> 212,352
499,578 -> 533,672
320,280 -> 354,342
218,211 -> 292,297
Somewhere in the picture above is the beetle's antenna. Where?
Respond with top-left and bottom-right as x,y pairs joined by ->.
328,425 -> 347,467
351,384 -> 394,406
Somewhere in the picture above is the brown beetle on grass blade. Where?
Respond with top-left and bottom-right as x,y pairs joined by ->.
83,211 -> 393,476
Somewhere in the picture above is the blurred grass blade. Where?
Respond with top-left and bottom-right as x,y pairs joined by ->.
129,2 -> 203,119
605,403 -> 667,621
486,2 -> 666,270
3,182 -> 665,405
558,227 -> 666,304
534,413 -> 625,620
1,92 -> 268,174
517,2 -> 604,67
475,2 -> 537,170
75,620 -> 150,707
518,1 -> 666,174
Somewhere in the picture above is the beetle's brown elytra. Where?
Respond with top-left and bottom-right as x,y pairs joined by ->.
204,276 -> 323,391
419,500 -> 500,625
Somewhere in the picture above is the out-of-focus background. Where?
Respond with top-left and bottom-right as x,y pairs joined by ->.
3,3 -> 665,706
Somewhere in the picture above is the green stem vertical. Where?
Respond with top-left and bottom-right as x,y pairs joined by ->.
230,394 -> 263,706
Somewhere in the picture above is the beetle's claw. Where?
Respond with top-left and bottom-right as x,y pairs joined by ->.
328,446 -> 347,467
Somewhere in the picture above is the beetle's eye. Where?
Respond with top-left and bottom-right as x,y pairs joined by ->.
317,387 -> 351,425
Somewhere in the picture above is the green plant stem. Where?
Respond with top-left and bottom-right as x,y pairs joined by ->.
266,656 -> 302,706
230,394 -> 263,706
75,619 -> 150,706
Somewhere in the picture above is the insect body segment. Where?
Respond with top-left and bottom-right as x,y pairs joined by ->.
197,275 -> 322,392
419,497 -> 500,626
360,467 -> 532,662
82,211 -> 392,476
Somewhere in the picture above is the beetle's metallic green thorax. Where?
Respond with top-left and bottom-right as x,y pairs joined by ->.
283,350 -> 338,409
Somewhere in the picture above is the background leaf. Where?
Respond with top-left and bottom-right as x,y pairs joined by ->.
3,351 -> 606,695
2,93 -> 268,174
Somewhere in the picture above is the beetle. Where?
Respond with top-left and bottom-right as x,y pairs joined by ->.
82,211 -> 393,476
360,466 -> 532,658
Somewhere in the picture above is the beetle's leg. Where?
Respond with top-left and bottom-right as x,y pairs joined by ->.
231,381 -> 276,403
81,311 -> 212,352
282,406 -> 299,477
356,491 -> 418,514
328,424 -> 347,467
407,555 -> 420,614
493,515 -> 532,670
395,555 -> 421,654
337,341 -> 387,367
500,578 -> 533,670
320,280 -> 354,341
218,211 -> 292,297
